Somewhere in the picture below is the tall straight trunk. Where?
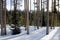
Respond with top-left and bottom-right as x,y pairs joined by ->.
51,0 -> 54,29
0,0 -> 1,24
13,0 -> 17,25
24,0 -> 29,34
36,0 -> 40,29
0,0 -> 2,35
33,0 -> 37,30
26,0 -> 29,34
52,0 -> 54,27
0,0 -> 6,35
55,0 -> 57,26
24,0 -> 27,30
57,0 -> 59,26
53,0 -> 56,27
41,0 -> 42,27
10,0 -> 12,25
46,0 -> 49,35
30,0 -> 31,25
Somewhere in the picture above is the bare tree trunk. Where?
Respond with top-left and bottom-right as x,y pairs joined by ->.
41,0 -> 42,27
30,0 -> 31,25
24,0 -> 29,34
24,0 -> 27,30
26,0 -> 29,34
54,0 -> 56,27
33,0 -> 37,30
36,0 -> 40,29
52,0 -> 56,28
9,0 -> 12,25
46,0 -> 49,35
51,0 -> 54,29
0,0 -> 1,24
24,0 -> 26,30
0,0 -> 6,35
57,0 -> 59,26
52,0 -> 54,27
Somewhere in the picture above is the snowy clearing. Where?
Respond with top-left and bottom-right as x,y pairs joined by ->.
0,25 -> 60,40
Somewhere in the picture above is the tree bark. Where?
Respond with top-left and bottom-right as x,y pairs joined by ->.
0,0 -> 6,35
24,0 -> 29,34
36,0 -> 40,29
46,0 -> 49,35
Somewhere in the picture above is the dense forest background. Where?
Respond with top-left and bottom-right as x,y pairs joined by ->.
6,9 -> 60,26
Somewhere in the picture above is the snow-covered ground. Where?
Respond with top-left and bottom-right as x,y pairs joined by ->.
40,27 -> 59,40
51,27 -> 60,40
0,25 -> 59,40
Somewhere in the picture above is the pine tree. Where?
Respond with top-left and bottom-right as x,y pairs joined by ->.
11,0 -> 20,35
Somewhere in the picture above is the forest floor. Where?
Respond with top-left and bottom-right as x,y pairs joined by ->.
0,25 -> 60,40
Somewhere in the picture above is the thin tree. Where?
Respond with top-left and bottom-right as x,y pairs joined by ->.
46,0 -> 49,35
33,0 -> 37,30
36,0 -> 40,29
24,0 -> 29,34
54,0 -> 57,26
56,0 -> 59,26
51,0 -> 54,29
52,0 -> 57,27
0,0 -> 6,35
24,0 -> 27,30
57,0 -> 59,25
10,0 -> 12,25
41,0 -> 42,27
51,0 -> 55,28
30,0 -> 31,25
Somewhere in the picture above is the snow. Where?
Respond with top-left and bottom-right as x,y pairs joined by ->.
6,27 -> 46,40
40,27 -> 59,40
0,25 -> 41,40
51,27 -> 60,40
0,25 -> 59,40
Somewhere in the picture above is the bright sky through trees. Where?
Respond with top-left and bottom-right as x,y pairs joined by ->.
6,0 -> 60,11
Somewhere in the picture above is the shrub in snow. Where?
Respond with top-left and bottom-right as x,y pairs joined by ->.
10,24 -> 21,35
